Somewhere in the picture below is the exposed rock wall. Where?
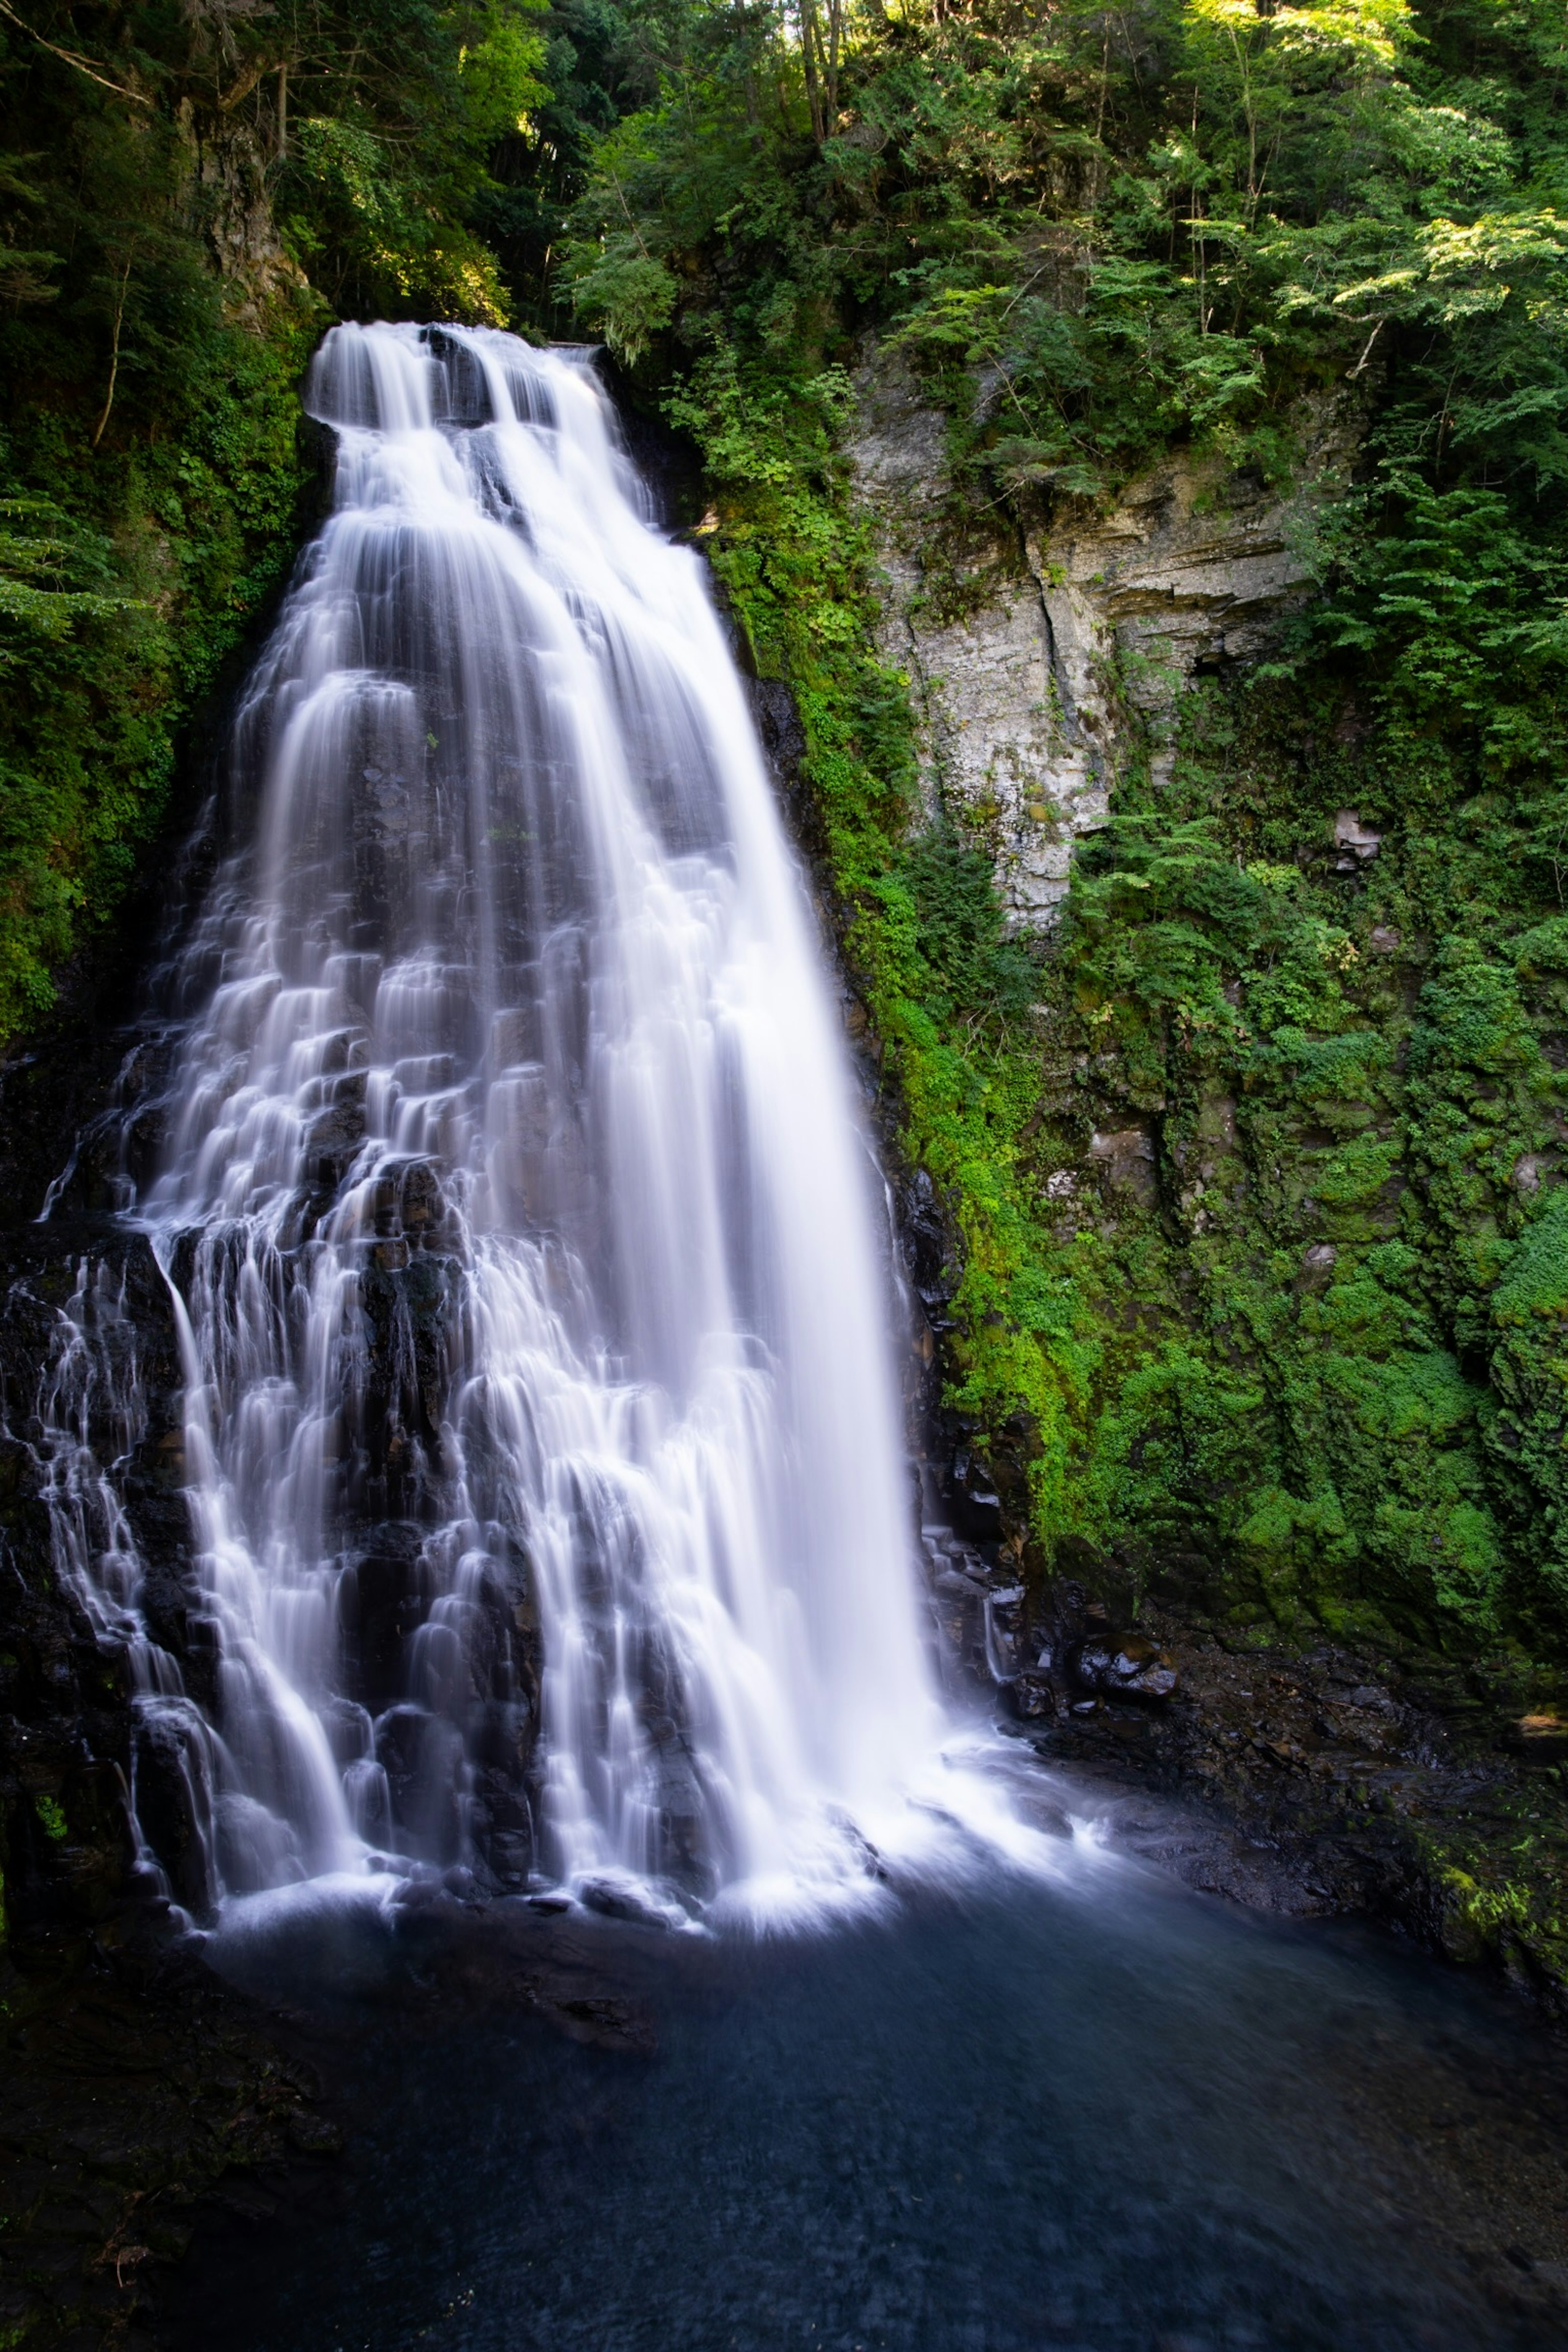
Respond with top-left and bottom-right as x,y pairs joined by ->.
178,87 -> 310,327
846,352 -> 1361,924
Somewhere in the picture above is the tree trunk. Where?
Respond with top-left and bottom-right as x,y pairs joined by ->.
800,0 -> 824,145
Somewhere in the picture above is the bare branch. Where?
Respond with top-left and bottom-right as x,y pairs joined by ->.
0,0 -> 152,105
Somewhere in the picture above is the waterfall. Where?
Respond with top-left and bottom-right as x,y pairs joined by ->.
109,320 -> 960,1922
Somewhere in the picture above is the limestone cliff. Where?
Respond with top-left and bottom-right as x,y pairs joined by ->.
847,352 -> 1361,923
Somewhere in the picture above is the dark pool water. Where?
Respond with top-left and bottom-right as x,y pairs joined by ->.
169,1844 -> 1568,2352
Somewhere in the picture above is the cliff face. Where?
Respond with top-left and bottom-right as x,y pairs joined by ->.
842,340 -> 1568,1652
179,91 -> 312,327
848,353 -> 1360,923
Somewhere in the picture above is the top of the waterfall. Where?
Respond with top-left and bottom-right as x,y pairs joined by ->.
305,320 -> 579,436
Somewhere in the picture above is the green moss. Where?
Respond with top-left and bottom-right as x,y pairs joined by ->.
1423,1843 -> 1568,2002
0,325 -> 315,1036
32,1795 -> 66,1844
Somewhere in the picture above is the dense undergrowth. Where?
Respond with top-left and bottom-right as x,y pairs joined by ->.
5,0 -> 1568,1664
560,0 -> 1568,1660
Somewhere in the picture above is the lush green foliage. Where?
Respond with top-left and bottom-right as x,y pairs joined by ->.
1047,695 -> 1568,1643
555,0 -> 1568,1649
0,0 -> 547,1030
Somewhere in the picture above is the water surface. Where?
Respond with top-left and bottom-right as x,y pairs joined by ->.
171,1843 -> 1568,2352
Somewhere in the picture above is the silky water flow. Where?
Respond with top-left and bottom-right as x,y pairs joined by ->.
33,322 -> 1037,1929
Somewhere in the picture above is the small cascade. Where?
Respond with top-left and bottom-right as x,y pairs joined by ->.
25,320 -> 991,1924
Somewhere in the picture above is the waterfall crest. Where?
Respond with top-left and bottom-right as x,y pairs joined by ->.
116,321 -> 953,1920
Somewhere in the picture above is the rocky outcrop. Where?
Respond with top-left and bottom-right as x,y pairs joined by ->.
0,1224 -> 341,2352
0,1229 -> 176,1971
920,1543 -> 1568,2017
847,352 -> 1361,924
1045,1601 -> 1568,2012
847,371 -> 1099,927
178,88 -> 310,328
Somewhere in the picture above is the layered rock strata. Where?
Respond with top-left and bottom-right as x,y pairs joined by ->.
847,353 -> 1360,923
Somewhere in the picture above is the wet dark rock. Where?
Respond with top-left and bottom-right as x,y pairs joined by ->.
337,1526 -> 432,1708
595,352 -> 705,539
0,1941 -> 341,2352
287,2109 -> 345,2158
375,1704 -> 463,1862
301,1071 -> 367,1197
745,676 -> 806,794
1074,1632 -> 1180,1704
131,1713 -> 217,1919
1004,1669 -> 1060,1721
334,1522 -> 541,1889
823,1807 -> 889,1882
470,1800 -> 536,1891
469,1696 -> 534,1776
352,1250 -> 461,1512
0,1227 -> 195,1969
369,1157 -> 451,1247
923,1524 -> 1018,1690
902,1167 -> 959,1322
947,1443 -> 1005,1544
578,1878 -> 669,1928
320,1693 -> 374,1769
1007,1604 -> 1568,2012
918,1540 -> 1568,2013
424,325 -> 494,427
956,1485 -> 1003,1542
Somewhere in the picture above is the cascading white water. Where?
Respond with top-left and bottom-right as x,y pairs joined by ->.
122,320 -> 967,1920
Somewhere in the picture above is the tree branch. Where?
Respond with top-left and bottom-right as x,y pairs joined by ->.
0,0 -> 151,105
